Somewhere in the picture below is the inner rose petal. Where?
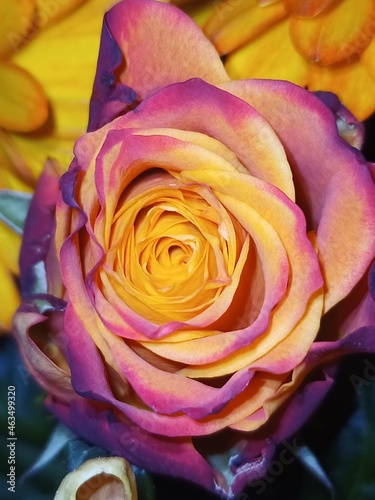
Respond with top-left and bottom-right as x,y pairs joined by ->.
99,179 -> 248,324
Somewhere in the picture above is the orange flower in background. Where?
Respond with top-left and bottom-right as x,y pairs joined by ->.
0,0 -> 115,331
169,0 -> 375,120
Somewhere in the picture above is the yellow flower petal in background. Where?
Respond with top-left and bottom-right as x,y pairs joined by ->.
204,0 -> 287,55
171,0 -> 375,118
0,62 -> 48,132
361,34 -> 375,80
283,0 -> 337,17
36,0 -> 86,28
0,0 -> 117,332
0,222 -> 21,331
308,56 -> 375,120
4,133 -> 76,181
169,0 -> 214,27
0,132 -> 34,191
0,0 -> 36,57
289,0 -> 375,64
12,0 -> 116,176
54,457 -> 138,500
225,18 -> 308,85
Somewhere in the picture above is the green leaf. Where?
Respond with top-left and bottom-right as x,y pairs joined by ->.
21,424 -> 76,482
297,446 -> 335,499
321,368 -> 375,500
0,190 -> 32,234
133,467 -> 156,500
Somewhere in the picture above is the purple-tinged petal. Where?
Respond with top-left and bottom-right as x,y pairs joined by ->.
222,79 -> 375,312
47,397 -> 219,496
88,16 -> 137,132
101,0 -> 229,101
20,159 -> 62,297
13,295 -> 71,403
314,91 -> 365,150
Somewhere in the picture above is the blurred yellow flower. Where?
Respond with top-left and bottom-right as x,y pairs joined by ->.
0,0 -> 115,331
169,0 -> 375,120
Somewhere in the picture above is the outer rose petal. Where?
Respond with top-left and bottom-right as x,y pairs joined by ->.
91,0 -> 229,107
47,398 -> 220,495
313,91 -> 365,150
20,158 -> 63,297
221,79 -> 375,311
13,297 -> 72,403
307,58 -> 375,122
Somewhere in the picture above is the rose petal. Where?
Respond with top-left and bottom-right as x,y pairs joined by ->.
48,397 -> 219,495
222,79 -> 375,311
307,58 -> 375,121
111,79 -> 295,199
314,91 -> 365,149
62,303 -> 289,436
13,297 -> 72,402
20,159 -> 62,296
101,0 -> 229,101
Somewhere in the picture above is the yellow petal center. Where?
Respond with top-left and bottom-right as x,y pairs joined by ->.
103,175 -> 246,324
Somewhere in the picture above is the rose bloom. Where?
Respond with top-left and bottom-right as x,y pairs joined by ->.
0,0 -> 114,330
14,0 -> 375,497
167,0 -> 375,120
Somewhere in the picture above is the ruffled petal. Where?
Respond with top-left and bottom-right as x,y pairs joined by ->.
13,297 -> 72,401
110,80 -> 295,199
47,397 -> 219,495
100,0 -> 229,101
20,158 -> 62,297
222,79 -> 375,312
